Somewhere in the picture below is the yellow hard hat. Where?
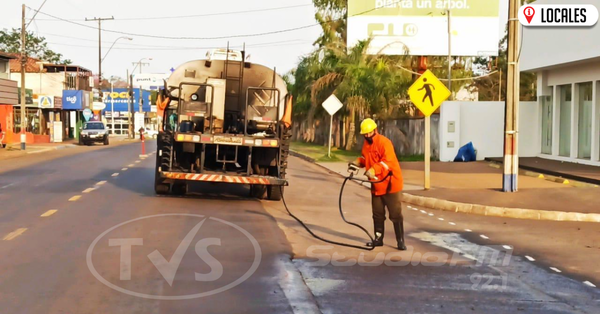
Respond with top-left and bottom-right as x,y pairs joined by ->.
360,118 -> 377,134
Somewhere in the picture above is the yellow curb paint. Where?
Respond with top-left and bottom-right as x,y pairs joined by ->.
563,180 -> 570,185
41,210 -> 58,217
69,195 -> 81,201
96,181 -> 107,186
82,188 -> 96,193
3,228 -> 27,241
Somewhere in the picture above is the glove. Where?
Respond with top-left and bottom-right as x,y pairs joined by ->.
365,168 -> 378,181
348,158 -> 362,172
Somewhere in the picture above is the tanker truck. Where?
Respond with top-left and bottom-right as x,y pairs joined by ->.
153,49 -> 292,200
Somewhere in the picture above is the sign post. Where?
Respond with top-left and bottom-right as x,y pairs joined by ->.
321,95 -> 344,158
408,70 -> 451,190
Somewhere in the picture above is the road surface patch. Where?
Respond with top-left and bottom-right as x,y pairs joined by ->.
41,210 -> 58,217
3,228 -> 27,240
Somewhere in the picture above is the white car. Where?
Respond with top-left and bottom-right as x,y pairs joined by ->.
145,129 -> 158,139
80,122 -> 109,145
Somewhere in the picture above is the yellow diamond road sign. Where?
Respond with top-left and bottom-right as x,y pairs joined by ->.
408,70 -> 451,117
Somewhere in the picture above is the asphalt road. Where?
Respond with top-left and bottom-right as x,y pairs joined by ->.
0,142 -> 598,313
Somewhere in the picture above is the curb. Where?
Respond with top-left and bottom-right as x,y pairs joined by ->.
291,149 -> 600,224
401,193 -> 600,223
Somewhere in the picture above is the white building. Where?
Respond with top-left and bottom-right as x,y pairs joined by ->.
520,0 -> 600,166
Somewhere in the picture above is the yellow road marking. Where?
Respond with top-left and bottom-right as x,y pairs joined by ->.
122,168 -> 128,171
112,173 -> 119,177
41,210 -> 58,217
128,164 -> 135,167
96,181 -> 107,186
69,195 -> 81,201
3,228 -> 27,241
82,188 -> 96,193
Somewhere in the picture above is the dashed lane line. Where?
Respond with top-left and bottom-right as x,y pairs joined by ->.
583,281 -> 596,288
112,173 -> 119,177
438,218 -> 444,221
3,228 -> 27,241
550,267 -> 562,273
122,168 -> 128,171
96,181 -> 107,186
449,222 -> 456,226
135,161 -> 141,163
464,229 -> 473,232
82,188 -> 96,193
69,195 -> 81,201
480,234 -> 489,239
40,210 -> 58,217
128,164 -> 135,167
525,255 -> 536,262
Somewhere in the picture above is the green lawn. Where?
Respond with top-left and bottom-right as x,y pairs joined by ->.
291,141 -> 435,163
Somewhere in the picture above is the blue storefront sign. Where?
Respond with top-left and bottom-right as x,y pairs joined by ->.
103,88 -> 152,112
62,90 -> 83,110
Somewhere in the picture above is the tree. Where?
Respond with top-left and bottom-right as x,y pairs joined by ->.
0,28 -> 72,64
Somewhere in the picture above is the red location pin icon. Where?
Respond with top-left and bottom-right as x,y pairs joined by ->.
524,6 -> 535,24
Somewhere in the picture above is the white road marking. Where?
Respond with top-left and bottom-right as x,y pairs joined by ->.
96,181 -> 107,186
502,245 -> 512,250
525,255 -> 535,262
128,164 -> 135,167
112,173 -> 119,177
135,161 -> 141,163
464,229 -> 473,232
480,235 -> 489,239
411,207 -> 418,211
0,183 -> 15,189
438,218 -> 444,221
82,188 -> 96,193
69,195 -> 81,201
3,228 -> 27,240
550,267 -> 562,273
583,281 -> 596,288
121,168 -> 128,171
449,222 -> 456,226
420,210 -> 427,214
41,210 -> 58,217
428,213 -> 434,216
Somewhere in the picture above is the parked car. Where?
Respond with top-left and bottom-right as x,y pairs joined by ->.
80,122 -> 109,146
145,129 -> 158,139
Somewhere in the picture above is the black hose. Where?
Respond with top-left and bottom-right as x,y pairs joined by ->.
279,171 -> 392,251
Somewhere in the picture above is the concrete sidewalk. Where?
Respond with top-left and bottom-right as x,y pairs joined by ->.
487,156 -> 600,185
291,151 -> 600,223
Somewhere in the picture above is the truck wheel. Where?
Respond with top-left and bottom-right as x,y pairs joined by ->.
249,185 -> 267,199
171,183 -> 187,196
267,185 -> 283,201
155,183 -> 170,195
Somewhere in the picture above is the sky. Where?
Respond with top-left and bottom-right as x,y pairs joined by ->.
0,0 -> 509,80
0,0 -> 322,79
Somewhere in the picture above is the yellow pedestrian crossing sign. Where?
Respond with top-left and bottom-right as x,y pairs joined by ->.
408,70 -> 451,117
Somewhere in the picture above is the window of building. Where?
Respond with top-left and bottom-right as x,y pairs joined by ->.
559,84 -> 572,157
13,108 -> 42,135
578,82 -> 593,159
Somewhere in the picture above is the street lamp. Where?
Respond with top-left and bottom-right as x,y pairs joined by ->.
101,37 -> 133,64
131,57 -> 153,74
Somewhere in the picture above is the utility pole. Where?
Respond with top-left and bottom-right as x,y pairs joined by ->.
85,17 -> 114,85
502,0 -> 520,192
20,4 -> 26,150
447,9 -> 452,99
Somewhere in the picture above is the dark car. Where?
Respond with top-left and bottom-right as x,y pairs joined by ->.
80,122 -> 109,146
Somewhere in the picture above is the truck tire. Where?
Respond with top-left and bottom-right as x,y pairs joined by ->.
154,148 -> 170,195
249,167 -> 267,199
171,183 -> 187,195
267,185 -> 283,201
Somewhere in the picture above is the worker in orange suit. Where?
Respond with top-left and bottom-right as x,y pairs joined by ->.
349,118 -> 406,250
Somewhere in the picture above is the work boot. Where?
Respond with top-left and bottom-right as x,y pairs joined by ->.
394,221 -> 407,251
366,221 -> 384,247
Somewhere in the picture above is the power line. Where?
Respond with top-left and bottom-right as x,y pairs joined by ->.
45,39 -> 312,50
26,1 -> 390,41
25,0 -> 48,28
30,3 -> 313,21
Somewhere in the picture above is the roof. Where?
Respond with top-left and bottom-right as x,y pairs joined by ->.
0,51 -> 17,60
520,0 -> 600,72
8,54 -> 92,74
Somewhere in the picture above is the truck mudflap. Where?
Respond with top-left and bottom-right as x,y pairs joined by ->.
160,172 -> 288,186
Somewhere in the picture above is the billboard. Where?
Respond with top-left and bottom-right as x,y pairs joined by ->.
102,88 -> 152,112
347,0 -> 501,56
132,73 -> 169,90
